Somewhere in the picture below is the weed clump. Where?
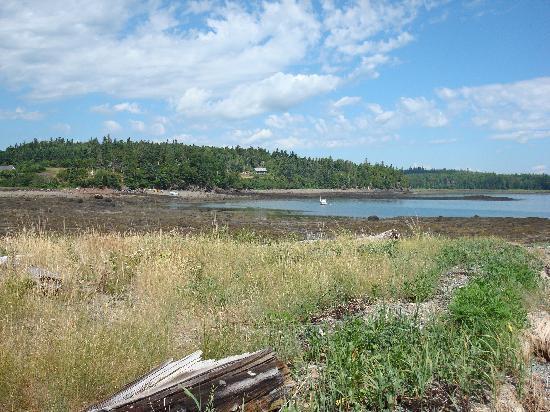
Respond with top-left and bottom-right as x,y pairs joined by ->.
299,238 -> 542,411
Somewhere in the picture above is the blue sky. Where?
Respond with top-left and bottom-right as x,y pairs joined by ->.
0,0 -> 549,173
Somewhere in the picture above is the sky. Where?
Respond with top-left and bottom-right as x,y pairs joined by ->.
0,0 -> 549,173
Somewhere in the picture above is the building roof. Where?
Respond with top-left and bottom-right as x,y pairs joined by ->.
254,167 -> 267,172
0,165 -> 15,171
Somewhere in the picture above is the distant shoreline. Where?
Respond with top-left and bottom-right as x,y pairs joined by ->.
1,187 -> 546,201
0,188 -> 548,243
225,188 -> 519,201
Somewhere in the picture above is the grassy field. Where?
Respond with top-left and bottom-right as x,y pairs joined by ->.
0,230 -> 546,411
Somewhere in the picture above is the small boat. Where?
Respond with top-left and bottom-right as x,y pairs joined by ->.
319,196 -> 327,205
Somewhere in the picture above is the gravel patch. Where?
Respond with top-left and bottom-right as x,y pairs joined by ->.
311,266 -> 474,327
530,359 -> 550,395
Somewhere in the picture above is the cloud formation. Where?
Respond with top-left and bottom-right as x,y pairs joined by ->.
0,0 -> 430,120
103,120 -> 122,133
175,73 -> 340,119
92,102 -> 142,114
437,77 -> 550,142
0,107 -> 43,121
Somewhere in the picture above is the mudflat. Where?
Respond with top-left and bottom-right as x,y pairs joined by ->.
0,189 -> 548,243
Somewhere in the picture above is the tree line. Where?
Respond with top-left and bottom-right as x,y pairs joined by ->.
405,167 -> 549,190
0,138 -> 408,190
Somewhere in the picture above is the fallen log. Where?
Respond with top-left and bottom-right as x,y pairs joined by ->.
85,348 -> 292,412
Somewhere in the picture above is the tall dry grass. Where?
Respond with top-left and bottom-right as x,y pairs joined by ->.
0,230 -> 440,411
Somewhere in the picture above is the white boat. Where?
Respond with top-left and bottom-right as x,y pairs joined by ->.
319,196 -> 327,205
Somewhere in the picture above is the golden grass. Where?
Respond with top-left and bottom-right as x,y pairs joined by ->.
0,231 -> 441,411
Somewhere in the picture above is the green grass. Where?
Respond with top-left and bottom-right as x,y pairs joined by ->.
295,238 -> 543,410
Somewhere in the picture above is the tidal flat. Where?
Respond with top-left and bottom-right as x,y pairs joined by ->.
0,190 -> 548,243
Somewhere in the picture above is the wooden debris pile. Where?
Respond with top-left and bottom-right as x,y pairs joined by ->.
85,349 -> 292,412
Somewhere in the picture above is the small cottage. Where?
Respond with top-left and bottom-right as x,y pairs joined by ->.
254,167 -> 267,175
0,165 -> 15,172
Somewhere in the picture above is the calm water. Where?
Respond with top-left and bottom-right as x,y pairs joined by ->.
199,193 -> 550,218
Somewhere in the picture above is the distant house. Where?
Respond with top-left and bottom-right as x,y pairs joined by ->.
0,165 -> 15,172
254,167 -> 267,174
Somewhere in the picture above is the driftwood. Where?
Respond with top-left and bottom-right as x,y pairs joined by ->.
0,258 -> 63,293
27,266 -> 63,294
85,348 -> 292,412
359,229 -> 401,241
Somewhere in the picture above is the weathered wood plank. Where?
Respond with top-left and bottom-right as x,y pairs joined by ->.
85,349 -> 292,412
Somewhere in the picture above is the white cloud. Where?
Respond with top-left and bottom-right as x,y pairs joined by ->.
437,77 -> 550,142
230,127 -> 314,150
531,165 -> 546,174
490,130 -> 550,144
175,88 -> 212,114
92,102 -> 142,114
339,32 -> 414,56
53,123 -> 71,134
265,112 -> 304,129
350,54 -> 391,79
273,136 -> 309,150
129,119 -> 167,135
0,0 -> 322,102
248,129 -> 273,142
333,96 -> 361,108
151,122 -> 166,136
323,0 -> 420,55
0,107 -> 43,121
320,94 -> 448,142
185,0 -> 215,15
130,120 -> 145,132
91,104 -> 111,114
103,120 -> 122,133
175,72 -> 340,119
0,0 -> 433,120
398,97 -> 448,127
113,102 -> 141,114
231,128 -> 273,145
429,138 -> 457,144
